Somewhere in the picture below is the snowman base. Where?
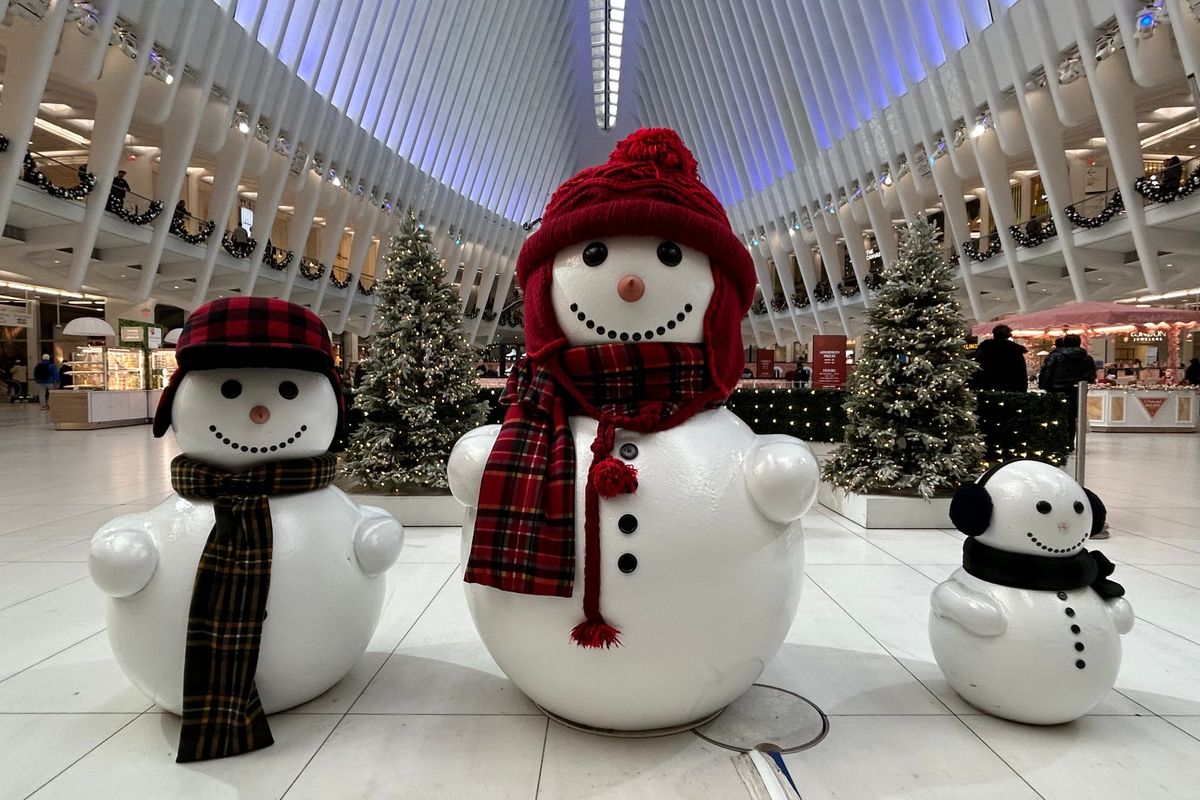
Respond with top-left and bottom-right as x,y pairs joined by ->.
535,703 -> 726,738
819,484 -> 952,529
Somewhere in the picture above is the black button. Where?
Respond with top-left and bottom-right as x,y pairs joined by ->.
1075,642 -> 1085,652
618,514 -> 638,534
619,443 -> 638,460
1071,625 -> 1081,634
618,553 -> 637,573
1065,607 -> 1075,617
1076,659 -> 1086,669
1057,591 -> 1068,600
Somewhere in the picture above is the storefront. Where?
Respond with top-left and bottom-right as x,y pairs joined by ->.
975,301 -> 1200,434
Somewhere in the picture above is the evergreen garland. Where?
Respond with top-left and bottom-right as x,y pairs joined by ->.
1009,218 -> 1057,248
812,278 -> 834,303
1065,190 -> 1124,228
962,231 -> 1001,262
793,288 -> 811,308
329,270 -> 352,289
262,245 -> 294,271
770,290 -> 789,313
340,216 -> 486,491
170,212 -> 216,245
298,257 -> 326,280
823,218 -> 984,498
1134,166 -> 1200,204
22,153 -> 96,200
111,199 -> 164,226
221,232 -> 257,259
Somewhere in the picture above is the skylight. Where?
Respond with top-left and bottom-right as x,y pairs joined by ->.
591,0 -> 624,130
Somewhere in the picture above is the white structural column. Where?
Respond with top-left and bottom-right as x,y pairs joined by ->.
0,1 -> 72,231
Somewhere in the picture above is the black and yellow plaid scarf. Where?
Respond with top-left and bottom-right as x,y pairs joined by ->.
169,453 -> 338,763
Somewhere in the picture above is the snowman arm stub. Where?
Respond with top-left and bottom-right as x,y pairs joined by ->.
353,505 -> 404,577
930,579 -> 1007,637
89,514 -> 158,598
1105,596 -> 1134,635
447,424 -> 502,508
743,434 -> 820,523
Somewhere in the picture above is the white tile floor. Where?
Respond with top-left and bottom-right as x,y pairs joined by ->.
1,404 -> 1198,799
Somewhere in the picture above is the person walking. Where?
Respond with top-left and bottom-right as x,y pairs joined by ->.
973,324 -> 1028,391
32,354 -> 58,410
10,360 -> 27,402
1038,334 -> 1096,434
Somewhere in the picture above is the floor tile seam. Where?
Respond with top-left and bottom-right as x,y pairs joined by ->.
1128,614 -> 1200,649
533,717 -> 550,799
810,508 -> 906,561
344,567 -> 458,716
0,629 -> 107,687
1161,717 -> 1200,745
1107,526 -> 1200,556
1111,688 -> 1159,716
1120,563 -> 1200,592
0,575 -> 90,612
20,708 -> 145,800
803,573 -> 955,715
951,714 -> 1048,800
276,713 -> 355,798
341,711 -> 547,717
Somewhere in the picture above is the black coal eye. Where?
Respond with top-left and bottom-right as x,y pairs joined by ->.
220,380 -> 242,399
1036,501 -> 1052,514
1073,501 -> 1085,514
657,241 -> 682,266
582,241 -> 608,267
279,381 -> 299,400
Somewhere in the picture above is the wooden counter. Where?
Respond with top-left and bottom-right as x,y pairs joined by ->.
1086,388 -> 1197,433
49,390 -> 152,430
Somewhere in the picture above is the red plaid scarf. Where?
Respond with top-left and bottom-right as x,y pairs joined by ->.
466,342 -> 714,648
170,453 -> 338,762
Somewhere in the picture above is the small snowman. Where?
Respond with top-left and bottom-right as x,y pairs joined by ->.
448,128 -> 819,732
89,297 -> 403,761
930,459 -> 1133,724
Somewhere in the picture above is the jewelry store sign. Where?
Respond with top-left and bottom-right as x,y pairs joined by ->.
1124,331 -> 1166,343
0,307 -> 32,328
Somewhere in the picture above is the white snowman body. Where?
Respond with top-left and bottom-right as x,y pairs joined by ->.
449,235 -> 819,730
90,367 -> 403,715
929,461 -> 1133,725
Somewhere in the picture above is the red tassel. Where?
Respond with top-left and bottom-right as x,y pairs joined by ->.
589,457 -> 638,498
570,618 -> 622,649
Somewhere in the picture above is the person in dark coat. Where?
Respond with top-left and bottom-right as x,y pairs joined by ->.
1038,334 -> 1096,433
1185,358 -> 1200,386
973,324 -> 1028,391
1161,156 -> 1183,192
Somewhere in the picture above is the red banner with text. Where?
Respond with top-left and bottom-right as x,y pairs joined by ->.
812,335 -> 848,388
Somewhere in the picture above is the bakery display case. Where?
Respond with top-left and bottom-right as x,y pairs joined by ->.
50,346 -> 151,429
149,349 -> 177,390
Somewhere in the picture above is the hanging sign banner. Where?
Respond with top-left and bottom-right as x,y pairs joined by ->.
0,307 -> 31,327
812,334 -> 848,388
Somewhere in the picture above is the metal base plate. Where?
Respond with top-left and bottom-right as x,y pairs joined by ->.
693,683 -> 829,754
535,704 -> 725,739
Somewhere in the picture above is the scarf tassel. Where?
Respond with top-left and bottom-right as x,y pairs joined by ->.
570,618 -> 623,649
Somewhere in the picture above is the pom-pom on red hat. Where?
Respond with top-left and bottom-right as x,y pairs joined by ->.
516,127 -> 755,395
152,297 -> 346,444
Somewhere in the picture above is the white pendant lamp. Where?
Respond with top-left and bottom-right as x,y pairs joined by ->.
62,317 -> 117,338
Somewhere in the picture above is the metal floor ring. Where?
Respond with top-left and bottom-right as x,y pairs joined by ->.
693,683 -> 829,754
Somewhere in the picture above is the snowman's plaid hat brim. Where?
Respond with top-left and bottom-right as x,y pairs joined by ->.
153,298 -> 345,442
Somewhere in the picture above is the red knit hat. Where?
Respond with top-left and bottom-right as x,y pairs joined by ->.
516,128 -> 755,394
153,297 -> 346,445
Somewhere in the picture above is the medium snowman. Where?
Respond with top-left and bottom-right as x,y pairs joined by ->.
930,459 -> 1133,724
448,128 -> 819,732
88,297 -> 403,761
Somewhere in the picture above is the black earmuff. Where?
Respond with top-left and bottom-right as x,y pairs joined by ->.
949,483 -> 993,537
1084,488 -> 1107,536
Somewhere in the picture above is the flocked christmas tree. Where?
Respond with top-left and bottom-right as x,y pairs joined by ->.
341,216 -> 486,491
823,218 -> 984,498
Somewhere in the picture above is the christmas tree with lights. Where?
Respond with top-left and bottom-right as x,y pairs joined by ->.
341,217 -> 486,491
823,218 -> 984,498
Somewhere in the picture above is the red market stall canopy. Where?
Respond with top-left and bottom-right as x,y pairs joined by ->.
973,302 -> 1200,338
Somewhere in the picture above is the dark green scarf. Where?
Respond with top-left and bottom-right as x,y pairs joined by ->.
169,453 -> 338,763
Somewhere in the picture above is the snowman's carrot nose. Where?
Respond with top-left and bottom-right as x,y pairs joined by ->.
249,405 -> 271,424
617,274 -> 645,302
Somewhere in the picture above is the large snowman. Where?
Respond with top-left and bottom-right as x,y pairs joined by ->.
448,128 -> 819,732
88,297 -> 403,761
930,459 -> 1133,724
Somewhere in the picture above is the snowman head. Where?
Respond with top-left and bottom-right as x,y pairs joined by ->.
949,460 -> 1106,556
550,235 -> 714,346
170,368 -> 338,470
514,128 -> 756,394
153,297 -> 346,469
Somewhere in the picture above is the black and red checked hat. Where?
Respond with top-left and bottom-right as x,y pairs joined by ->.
153,297 -> 346,445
